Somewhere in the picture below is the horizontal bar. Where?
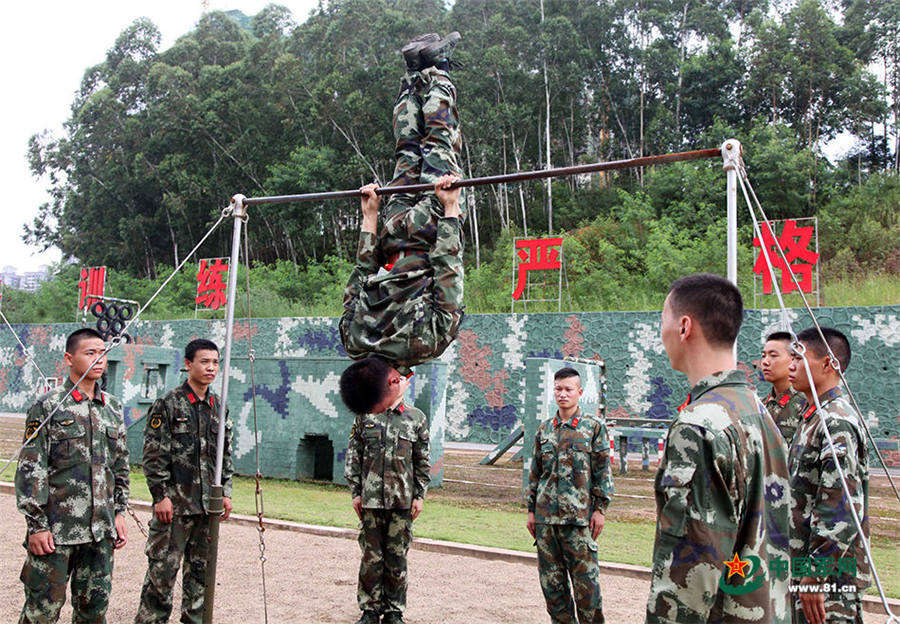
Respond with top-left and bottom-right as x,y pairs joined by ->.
242,147 -> 721,207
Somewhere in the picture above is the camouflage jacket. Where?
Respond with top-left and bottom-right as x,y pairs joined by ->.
763,385 -> 805,444
339,217 -> 464,375
142,381 -> 233,515
15,379 -> 129,545
646,370 -> 791,624
344,402 -> 430,509
788,385 -> 870,590
526,408 -> 613,526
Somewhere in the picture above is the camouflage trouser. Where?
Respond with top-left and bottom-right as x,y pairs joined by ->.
382,66 -> 466,258
357,508 -> 413,615
19,539 -> 114,624
134,514 -> 210,624
792,590 -> 864,623
535,524 -> 605,624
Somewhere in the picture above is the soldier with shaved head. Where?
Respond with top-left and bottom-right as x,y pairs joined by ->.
787,327 -> 869,624
15,328 -> 129,623
645,274 -> 791,624
526,367 -> 613,623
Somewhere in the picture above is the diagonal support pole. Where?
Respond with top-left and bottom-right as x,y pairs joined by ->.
203,194 -> 246,624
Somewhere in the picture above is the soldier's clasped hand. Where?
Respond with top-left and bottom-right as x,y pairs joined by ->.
27,530 -> 55,556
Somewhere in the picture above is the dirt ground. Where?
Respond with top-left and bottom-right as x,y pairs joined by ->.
0,493 -> 653,624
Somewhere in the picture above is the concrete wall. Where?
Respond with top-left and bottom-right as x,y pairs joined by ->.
1,306 -> 897,466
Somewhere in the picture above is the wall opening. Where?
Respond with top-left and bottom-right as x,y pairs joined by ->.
296,434 -> 334,481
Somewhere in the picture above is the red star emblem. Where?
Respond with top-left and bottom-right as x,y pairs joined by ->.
723,553 -> 751,578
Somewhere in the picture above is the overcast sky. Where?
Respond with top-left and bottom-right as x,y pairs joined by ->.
2,2 -> 866,273
1,1 -> 318,272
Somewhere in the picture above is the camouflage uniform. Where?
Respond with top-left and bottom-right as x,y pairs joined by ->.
135,381 -> 233,624
526,408 -> 613,624
15,379 -> 129,624
645,370 -> 792,624
340,67 -> 464,374
789,386 -> 869,623
763,385 -> 806,444
345,402 -> 430,617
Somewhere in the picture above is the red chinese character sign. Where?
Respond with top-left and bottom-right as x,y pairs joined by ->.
78,267 -> 106,311
196,258 -> 229,311
752,218 -> 820,306
511,237 -> 568,312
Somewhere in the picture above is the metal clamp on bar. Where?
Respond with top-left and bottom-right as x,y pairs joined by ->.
231,194 -> 248,219
720,139 -> 742,171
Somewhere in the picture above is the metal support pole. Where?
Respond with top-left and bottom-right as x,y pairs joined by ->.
203,194 -> 246,624
721,140 -> 742,360
721,140 -> 741,286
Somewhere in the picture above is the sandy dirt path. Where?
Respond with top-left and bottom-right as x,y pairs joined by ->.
0,492 -> 651,624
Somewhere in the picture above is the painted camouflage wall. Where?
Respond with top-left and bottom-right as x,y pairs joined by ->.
0,305 -> 897,466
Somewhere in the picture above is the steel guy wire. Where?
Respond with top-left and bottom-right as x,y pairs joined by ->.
0,205 -> 232,482
737,170 -> 897,621
736,158 -> 899,504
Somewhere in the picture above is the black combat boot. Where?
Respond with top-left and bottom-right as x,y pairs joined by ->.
353,611 -> 380,624
381,612 -> 405,624
401,33 -> 439,70
420,31 -> 461,70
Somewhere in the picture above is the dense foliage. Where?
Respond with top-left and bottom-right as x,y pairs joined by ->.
17,0 -> 899,319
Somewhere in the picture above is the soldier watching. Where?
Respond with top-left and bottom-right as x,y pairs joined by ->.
760,330 -> 806,443
526,367 -> 613,624
341,355 -> 431,624
646,273 -> 791,624
787,327 -> 870,624
134,338 -> 234,624
15,327 -> 129,623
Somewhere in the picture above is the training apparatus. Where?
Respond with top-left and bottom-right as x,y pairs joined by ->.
2,142 -> 897,622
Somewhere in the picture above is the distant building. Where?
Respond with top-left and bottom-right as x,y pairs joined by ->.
2,265 -> 50,292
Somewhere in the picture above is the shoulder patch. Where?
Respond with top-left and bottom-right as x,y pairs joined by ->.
149,415 -> 163,429
24,422 -> 40,440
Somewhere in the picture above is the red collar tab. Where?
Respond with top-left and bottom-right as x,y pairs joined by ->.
187,392 -> 197,404
397,403 -> 405,413
555,415 -> 579,427
98,392 -> 106,406
384,263 -> 395,271
677,395 -> 691,412
209,396 -> 215,409
71,388 -> 84,403
778,392 -> 792,407
803,404 -> 816,420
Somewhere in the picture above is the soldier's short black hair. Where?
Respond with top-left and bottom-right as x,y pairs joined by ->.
796,327 -> 851,372
668,273 -> 743,348
185,339 -> 219,362
554,367 -> 580,381
65,328 -> 104,354
766,331 -> 793,344
340,356 -> 391,415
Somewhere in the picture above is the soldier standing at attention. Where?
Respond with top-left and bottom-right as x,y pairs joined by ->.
341,356 -> 431,624
15,328 -> 130,623
760,330 -> 806,443
526,367 -> 613,624
339,32 -> 464,396
646,274 -> 791,624
787,327 -> 869,624
134,339 -> 233,624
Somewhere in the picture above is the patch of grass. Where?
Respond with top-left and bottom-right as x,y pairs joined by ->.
127,469 -> 898,597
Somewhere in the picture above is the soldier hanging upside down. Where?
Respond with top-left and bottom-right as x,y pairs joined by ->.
339,32 -> 461,624
339,29 -> 465,399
